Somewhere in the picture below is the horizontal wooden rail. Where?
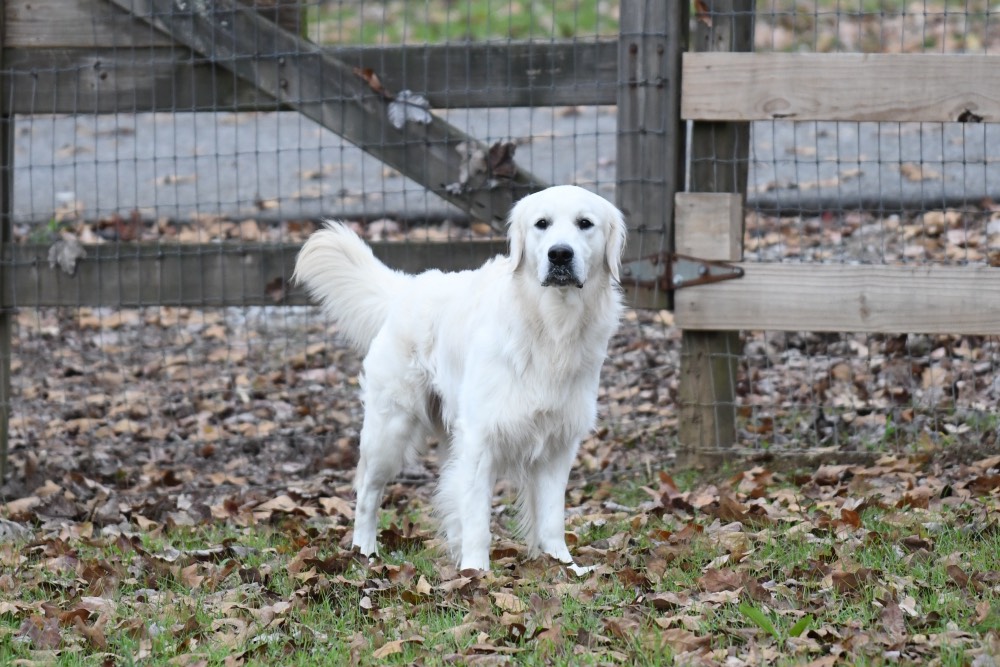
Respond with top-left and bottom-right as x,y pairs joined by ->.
682,52 -> 1000,123
674,263 -> 1000,335
3,40 -> 618,114
2,240 -> 508,308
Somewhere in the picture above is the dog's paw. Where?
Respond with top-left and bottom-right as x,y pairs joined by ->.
565,562 -> 598,576
351,535 -> 378,559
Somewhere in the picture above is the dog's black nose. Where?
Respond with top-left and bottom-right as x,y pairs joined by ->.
547,244 -> 574,266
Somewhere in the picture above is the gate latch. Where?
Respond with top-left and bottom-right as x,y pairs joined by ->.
621,252 -> 743,292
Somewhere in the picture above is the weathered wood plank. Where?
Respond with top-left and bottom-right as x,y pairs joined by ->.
683,52 -> 1000,122
2,41 -> 618,114
2,240 -> 508,308
2,48 -> 277,114
675,263 -> 1000,335
0,0 -> 12,481
109,0 -> 546,224
677,1 -> 753,459
336,41 -> 619,109
674,192 -> 743,261
6,0 -> 302,48
616,1 -> 686,310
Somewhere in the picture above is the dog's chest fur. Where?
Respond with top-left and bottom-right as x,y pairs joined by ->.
429,280 -> 617,463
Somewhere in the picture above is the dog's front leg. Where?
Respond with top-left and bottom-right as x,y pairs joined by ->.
531,443 -> 597,574
452,446 -> 495,571
530,444 -> 577,565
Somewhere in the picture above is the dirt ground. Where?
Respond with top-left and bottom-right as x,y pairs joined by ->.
2,205 -> 999,520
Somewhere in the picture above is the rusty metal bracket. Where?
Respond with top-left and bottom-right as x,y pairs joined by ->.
621,252 -> 743,292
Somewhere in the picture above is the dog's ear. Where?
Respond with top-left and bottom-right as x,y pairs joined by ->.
507,199 -> 527,271
604,205 -> 627,282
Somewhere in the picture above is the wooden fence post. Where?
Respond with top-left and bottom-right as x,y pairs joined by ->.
616,1 -> 688,310
0,0 -> 10,482
676,1 -> 753,466
616,0 -> 690,308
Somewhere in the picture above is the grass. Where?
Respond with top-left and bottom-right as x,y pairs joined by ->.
306,0 -> 997,46
5,462 -> 997,664
308,0 -> 620,44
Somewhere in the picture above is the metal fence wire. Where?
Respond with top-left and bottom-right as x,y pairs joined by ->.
1,1 -> 999,500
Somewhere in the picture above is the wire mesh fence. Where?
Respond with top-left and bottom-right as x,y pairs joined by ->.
2,1 -> 999,504
740,1 -> 1000,457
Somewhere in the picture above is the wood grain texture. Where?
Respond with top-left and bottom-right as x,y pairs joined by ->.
2,240 -> 508,308
682,52 -> 1000,122
677,0 -> 753,456
109,0 -> 546,223
616,0 -> 687,310
2,41 -> 618,114
0,0 -> 11,481
5,0 -> 301,47
674,192 -> 743,261
674,263 -> 1000,335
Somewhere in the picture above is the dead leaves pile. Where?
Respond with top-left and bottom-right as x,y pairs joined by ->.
2,452 -> 999,664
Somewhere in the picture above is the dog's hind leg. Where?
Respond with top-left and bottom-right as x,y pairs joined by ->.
352,408 -> 418,557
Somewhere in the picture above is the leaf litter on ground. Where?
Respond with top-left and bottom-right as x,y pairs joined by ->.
1,451 -> 998,664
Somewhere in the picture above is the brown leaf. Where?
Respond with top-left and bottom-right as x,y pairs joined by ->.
946,564 -> 983,591
527,593 -> 561,627
966,475 -> 1000,496
73,615 -> 109,650
371,639 -> 403,659
486,141 -> 518,180
813,465 -> 852,485
698,568 -> 743,593
880,598 -> 906,647
899,535 -> 933,552
379,521 -> 425,552
491,591 -> 528,614
58,607 -> 91,626
385,562 -> 418,584
603,616 -> 640,640
319,496 -> 354,519
617,567 -> 652,591
178,563 -> 205,590
713,493 -> 750,523
17,615 -> 62,649
694,0 -> 712,27
658,627 -> 710,653
352,67 -> 390,99
832,567 -> 878,593
840,508 -> 862,529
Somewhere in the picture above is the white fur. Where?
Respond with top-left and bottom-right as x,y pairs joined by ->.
292,185 -> 626,571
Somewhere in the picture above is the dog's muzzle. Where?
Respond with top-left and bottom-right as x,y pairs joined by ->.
541,244 -> 583,288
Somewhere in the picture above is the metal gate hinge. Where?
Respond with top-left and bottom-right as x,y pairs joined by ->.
621,252 -> 743,291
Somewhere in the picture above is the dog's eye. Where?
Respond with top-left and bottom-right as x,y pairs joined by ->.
534,219 -> 550,230
577,218 -> 594,230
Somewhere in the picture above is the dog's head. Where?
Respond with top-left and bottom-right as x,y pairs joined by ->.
507,185 -> 627,289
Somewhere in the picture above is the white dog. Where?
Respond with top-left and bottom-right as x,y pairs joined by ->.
293,185 -> 626,571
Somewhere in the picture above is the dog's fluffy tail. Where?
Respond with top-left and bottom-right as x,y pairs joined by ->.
292,222 -> 409,353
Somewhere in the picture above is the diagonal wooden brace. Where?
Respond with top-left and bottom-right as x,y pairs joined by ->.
106,0 -> 547,225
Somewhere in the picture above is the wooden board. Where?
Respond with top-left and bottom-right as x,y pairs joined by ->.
1,41 -> 618,114
682,52 -> 1000,122
674,263 -> 1000,335
2,240 -> 508,308
2,48 -> 279,114
110,0 -> 547,225
674,192 -> 743,261
616,1 -> 686,311
5,0 -> 301,48
676,2 -> 753,459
